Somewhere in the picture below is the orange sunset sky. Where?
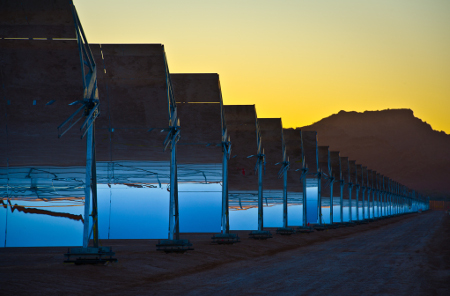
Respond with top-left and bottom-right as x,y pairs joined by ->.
74,0 -> 450,133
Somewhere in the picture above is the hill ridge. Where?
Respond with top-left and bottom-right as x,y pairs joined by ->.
301,108 -> 450,200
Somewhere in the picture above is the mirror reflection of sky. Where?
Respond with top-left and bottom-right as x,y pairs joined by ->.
0,164 -> 417,247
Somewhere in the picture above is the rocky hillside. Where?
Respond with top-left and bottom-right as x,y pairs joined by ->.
301,109 -> 450,200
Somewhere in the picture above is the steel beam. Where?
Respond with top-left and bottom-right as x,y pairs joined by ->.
330,181 -> 334,224
340,180 -> 344,223
82,120 -> 93,248
257,152 -> 264,231
303,171 -> 308,226
281,156 -> 289,229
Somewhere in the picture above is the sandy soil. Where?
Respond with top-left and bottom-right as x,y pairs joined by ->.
0,211 -> 448,295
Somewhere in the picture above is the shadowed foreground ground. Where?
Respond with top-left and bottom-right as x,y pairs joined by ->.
0,211 -> 448,295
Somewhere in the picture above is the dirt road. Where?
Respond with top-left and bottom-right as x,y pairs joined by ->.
130,211 -> 450,295
0,211 -> 448,295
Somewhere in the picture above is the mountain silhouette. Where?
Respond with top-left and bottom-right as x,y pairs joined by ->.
301,109 -> 450,201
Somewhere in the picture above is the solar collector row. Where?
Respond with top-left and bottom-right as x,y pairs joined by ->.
0,38 -> 400,197
0,0 -> 416,200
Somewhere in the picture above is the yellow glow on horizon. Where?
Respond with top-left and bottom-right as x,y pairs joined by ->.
74,0 -> 450,133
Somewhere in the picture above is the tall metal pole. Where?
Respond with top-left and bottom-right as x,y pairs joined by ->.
303,173 -> 308,226
362,186 -> 366,220
391,182 -> 394,215
340,180 -> 344,223
318,172 -> 322,224
377,186 -> 381,217
348,184 -> 353,222
168,139 -> 177,240
221,144 -> 229,233
355,185 -> 360,221
82,119 -> 93,249
397,183 -> 399,214
91,124 -> 99,248
257,154 -> 264,231
396,183 -> 399,214
174,155 -> 179,240
219,81 -> 230,234
330,181 -> 334,224
379,188 -> 383,217
379,181 -> 383,217
387,180 -> 390,216
373,186 -> 376,218
282,165 -> 288,228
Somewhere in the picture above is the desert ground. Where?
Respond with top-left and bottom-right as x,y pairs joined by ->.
0,210 -> 449,295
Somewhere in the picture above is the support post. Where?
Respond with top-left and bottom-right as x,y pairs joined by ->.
362,187 -> 366,220
373,188 -> 376,218
340,181 -> 344,223
282,165 -> 288,228
82,120 -> 93,249
276,156 -> 292,235
174,157 -> 179,240
303,174 -> 308,226
348,184 -> 353,222
91,125 -> 98,248
330,181 -> 334,225
355,185 -> 360,221
257,154 -> 264,231
377,190 -> 381,217
221,145 -> 229,233
168,140 -> 177,240
318,173 -> 322,224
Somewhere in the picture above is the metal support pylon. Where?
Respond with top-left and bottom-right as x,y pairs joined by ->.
168,135 -> 178,240
376,182 -> 379,217
57,2 -> 100,249
221,134 -> 231,234
211,86 -> 240,244
276,139 -> 293,235
282,161 -> 288,228
277,155 -> 290,229
162,49 -> 181,241
61,2 -> 116,264
248,122 -> 272,239
362,186 -> 366,219
355,185 -> 360,221
220,88 -> 231,234
329,180 -> 334,224
302,168 -> 309,226
254,124 -> 265,232
257,151 -> 264,231
317,170 -> 322,225
373,187 -> 377,218
155,49 -> 194,252
348,183 -> 353,222
340,180 -> 344,223
82,121 -> 98,248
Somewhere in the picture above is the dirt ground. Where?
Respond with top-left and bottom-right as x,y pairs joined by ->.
0,211 -> 449,295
